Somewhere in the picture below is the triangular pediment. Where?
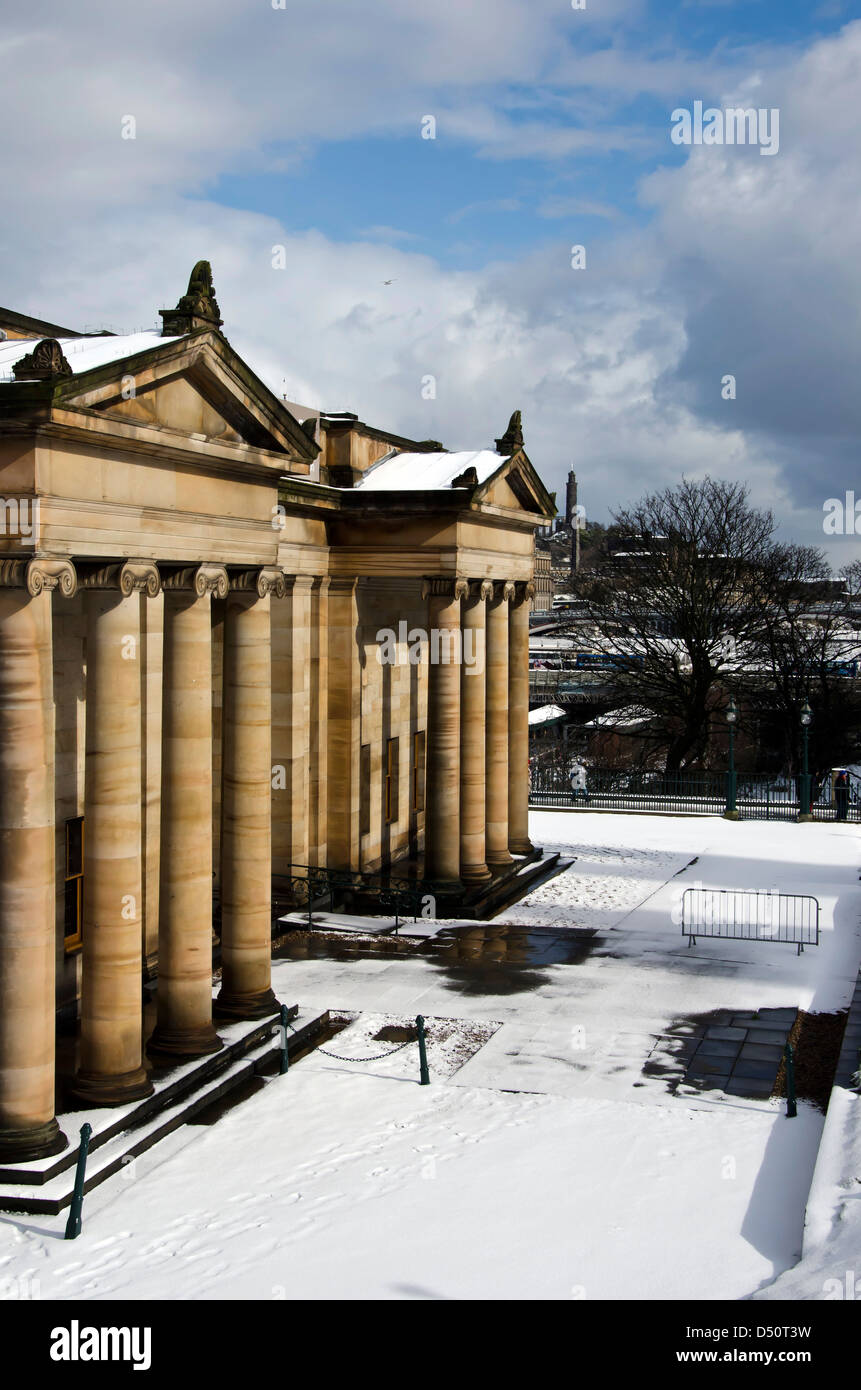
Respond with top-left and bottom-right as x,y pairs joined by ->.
98,375 -> 246,443
475,449 -> 556,519
55,332 -> 318,462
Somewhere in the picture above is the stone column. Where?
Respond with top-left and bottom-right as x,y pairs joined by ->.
147,566 -> 227,1061
272,574 -> 312,875
0,560 -> 75,1162
423,578 -> 467,886
460,580 -> 492,883
486,581 -> 514,867
326,577 -> 361,871
74,561 -> 158,1105
509,581 -> 535,855
309,577 -> 330,867
215,568 -> 284,1021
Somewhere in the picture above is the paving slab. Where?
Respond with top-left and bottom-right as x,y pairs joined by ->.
695,1039 -> 743,1060
739,1043 -> 784,1063
725,1078 -> 775,1098
733,1058 -> 780,1081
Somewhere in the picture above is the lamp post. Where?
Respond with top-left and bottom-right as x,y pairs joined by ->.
724,696 -> 739,820
798,701 -> 813,822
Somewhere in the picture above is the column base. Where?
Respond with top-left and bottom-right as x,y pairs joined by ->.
424,879 -> 463,895
722,810 -> 740,821
0,1118 -> 68,1165
213,986 -> 279,1022
146,1023 -> 224,1063
461,862 -> 492,884
487,851 -> 513,868
70,1067 -> 154,1108
508,838 -> 534,855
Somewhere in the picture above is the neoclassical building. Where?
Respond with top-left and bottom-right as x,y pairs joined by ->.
0,264 -> 555,1163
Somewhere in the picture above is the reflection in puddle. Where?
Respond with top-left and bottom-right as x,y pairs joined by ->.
272,923 -> 610,997
423,925 -> 605,995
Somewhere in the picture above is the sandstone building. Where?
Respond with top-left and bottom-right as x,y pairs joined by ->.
0,264 -> 554,1163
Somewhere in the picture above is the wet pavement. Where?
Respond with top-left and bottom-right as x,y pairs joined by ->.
421,925 -> 610,995
643,1007 -> 798,1099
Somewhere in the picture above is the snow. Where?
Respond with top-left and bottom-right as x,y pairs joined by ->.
1,812 -> 858,1301
355,449 -> 503,492
0,332 -> 181,381
528,704 -> 565,726
584,704 -> 654,729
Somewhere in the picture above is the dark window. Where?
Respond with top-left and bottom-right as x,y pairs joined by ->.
385,737 -> 399,825
411,731 -> 426,814
64,817 -> 84,949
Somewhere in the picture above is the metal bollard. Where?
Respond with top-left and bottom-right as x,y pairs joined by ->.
416,1014 -> 430,1086
784,1041 -> 797,1118
64,1122 -> 93,1240
280,1004 -> 290,1075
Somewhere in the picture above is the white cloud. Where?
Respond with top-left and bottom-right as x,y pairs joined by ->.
2,3 -> 859,565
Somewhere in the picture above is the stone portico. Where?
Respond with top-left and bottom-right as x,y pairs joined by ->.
0,266 -> 555,1162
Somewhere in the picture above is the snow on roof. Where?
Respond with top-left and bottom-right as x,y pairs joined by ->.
356,449 -> 503,492
585,705 -> 655,730
529,636 -> 575,650
0,331 -> 181,382
528,704 -> 566,726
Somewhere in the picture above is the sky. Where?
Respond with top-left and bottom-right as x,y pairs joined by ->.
2,0 -> 861,561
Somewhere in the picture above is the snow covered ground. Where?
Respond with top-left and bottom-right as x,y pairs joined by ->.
1,812 -> 858,1302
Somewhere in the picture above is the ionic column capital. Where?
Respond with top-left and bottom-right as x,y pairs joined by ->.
0,557 -> 77,597
464,579 -> 493,605
78,560 -> 161,596
422,577 -> 469,602
229,567 -> 287,599
512,581 -> 535,607
488,580 -> 516,605
161,564 -> 229,599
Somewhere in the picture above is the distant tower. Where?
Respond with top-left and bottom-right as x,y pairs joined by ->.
565,470 -> 580,573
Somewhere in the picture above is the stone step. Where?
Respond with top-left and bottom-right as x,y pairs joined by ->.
0,1008 -> 329,1214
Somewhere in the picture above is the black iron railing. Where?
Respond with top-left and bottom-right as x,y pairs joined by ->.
529,759 -> 861,821
272,866 -> 452,926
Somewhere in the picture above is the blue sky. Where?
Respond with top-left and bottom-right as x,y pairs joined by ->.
206,0 -> 853,269
2,0 -> 861,555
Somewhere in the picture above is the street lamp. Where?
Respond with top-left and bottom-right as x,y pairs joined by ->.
724,696 -> 739,820
799,701 -> 813,822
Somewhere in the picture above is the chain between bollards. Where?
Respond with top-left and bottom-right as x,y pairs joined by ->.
64,1122 -> 93,1240
784,1041 -> 797,1118
416,1014 -> 430,1086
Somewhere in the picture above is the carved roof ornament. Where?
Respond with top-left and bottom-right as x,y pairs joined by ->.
450,465 -> 479,489
12,338 -> 73,382
159,260 -> 224,336
495,410 -> 524,456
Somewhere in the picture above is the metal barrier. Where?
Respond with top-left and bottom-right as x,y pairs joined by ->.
681,888 -> 820,955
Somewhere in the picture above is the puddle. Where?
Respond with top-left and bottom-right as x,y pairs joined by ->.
272,931 -> 422,964
421,925 -> 606,996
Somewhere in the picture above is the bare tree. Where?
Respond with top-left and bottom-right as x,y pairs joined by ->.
573,477 -> 788,771
750,546 -> 861,789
